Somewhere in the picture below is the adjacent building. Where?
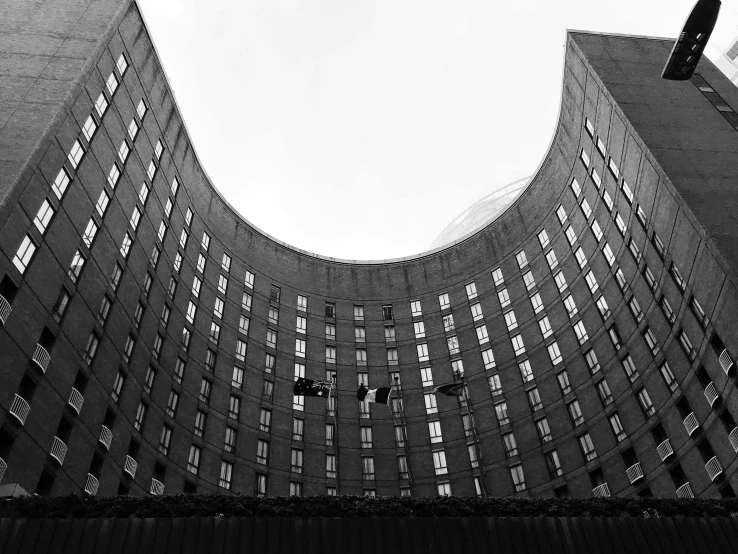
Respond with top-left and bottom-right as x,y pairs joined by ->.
2,0 -> 738,500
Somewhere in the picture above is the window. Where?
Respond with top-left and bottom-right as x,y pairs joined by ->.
573,321 -> 589,345
482,348 -> 496,370
622,180 -> 634,204
679,329 -> 696,361
326,345 -> 336,363
670,263 -> 687,292
186,445 -> 201,475
144,365 -> 156,394
199,378 -> 212,403
563,295 -> 577,318
13,236 -> 36,274
554,271 -> 567,292
138,182 -> 149,204
538,229 -> 550,248
528,387 -> 543,412
529,292 -> 543,314
495,401 -> 510,426
68,250 -> 85,282
353,305 -> 364,321
134,401 -> 147,431
565,226 -> 577,245
438,293 -> 450,310
596,378 -> 613,406
412,321 -> 425,339
428,421 -> 442,444
548,342 -> 563,365
326,323 -> 336,340
213,297 -> 224,320
290,449 -> 303,474
117,141 -> 129,163
567,400 -> 584,426
242,291 -> 252,311
519,359 -> 533,382
504,310 -> 518,331
643,327 -> 659,355
443,314 -> 456,331
602,243 -> 615,266
194,410 -> 207,437
575,247 -> 587,268
228,395 -> 240,420
591,167 -> 602,189
326,424 -> 335,447
68,140 -> 85,168
83,332 -> 100,364
536,418 -> 552,443
585,349 -> 600,374
94,93 -> 108,117
516,250 -> 528,269
133,302 -> 144,328
585,270 -> 598,294
608,324 -> 622,349
690,296 -> 708,329
556,205 -> 568,225
159,425 -> 172,456
511,334 -> 525,356
432,451 -> 448,475
538,316 -> 552,338
52,288 -> 71,322
570,178 -> 582,197
638,388 -> 655,417
382,305 -> 394,320
397,455 -> 409,479
174,358 -> 186,384
295,338 -> 306,358
652,232 -> 665,259
476,324 -> 489,344
34,200 -> 55,234
166,390 -> 179,417
232,365 -> 244,389
627,296 -> 643,322
127,119 -> 138,140
362,456 -> 376,480
209,322 -> 221,345
602,189 -> 614,211
445,337 -> 458,356
326,455 -> 337,479
123,334 -> 135,363
119,233 -> 132,259
609,413 -> 626,441
465,283 -> 477,300
546,250 -> 559,270
622,354 -> 638,383
503,432 -> 518,457
580,148 -> 590,167
510,465 -> 526,492
174,252 -> 183,274
557,369 -> 571,395
420,367 -> 434,387
266,329 -> 277,349
498,288 -> 511,308
580,198 -> 592,219
262,379 -> 274,400
523,271 -> 536,291
579,433 -> 597,462
424,393 -> 438,415
147,160 -> 156,181
292,418 -> 304,441
256,440 -> 269,464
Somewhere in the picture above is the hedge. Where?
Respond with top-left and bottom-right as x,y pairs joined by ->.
3,495 -> 738,519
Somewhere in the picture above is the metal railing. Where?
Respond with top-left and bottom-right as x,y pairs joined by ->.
729,427 -> 738,453
705,456 -> 723,481
719,349 -> 734,374
9,394 -> 30,425
31,344 -> 50,373
626,463 -> 644,484
704,383 -> 719,407
683,412 -> 699,436
0,457 -> 6,483
657,439 -> 674,461
0,294 -> 11,325
84,474 -> 99,496
150,478 -> 165,496
99,425 -> 112,450
124,455 -> 138,479
50,437 -> 67,465
676,482 -> 694,499
68,388 -> 84,415
592,483 -> 610,498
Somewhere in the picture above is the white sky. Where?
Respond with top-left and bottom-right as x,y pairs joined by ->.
136,0 -> 738,260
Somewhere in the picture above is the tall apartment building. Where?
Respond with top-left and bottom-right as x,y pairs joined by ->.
2,1 -> 738,500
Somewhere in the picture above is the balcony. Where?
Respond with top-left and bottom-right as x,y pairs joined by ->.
31,344 -> 50,373
50,436 -> 67,465
704,383 -> 719,407
592,483 -> 610,498
683,412 -> 699,436
626,463 -> 644,484
84,474 -> 99,496
99,425 -> 112,450
719,349 -> 734,374
676,482 -> 694,499
0,457 -> 7,483
705,456 -> 723,481
0,294 -> 11,324
124,455 -> 138,479
9,394 -> 30,425
150,478 -> 165,496
657,439 -> 674,461
68,387 -> 84,415
729,427 -> 738,453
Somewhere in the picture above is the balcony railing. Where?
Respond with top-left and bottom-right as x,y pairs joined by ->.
0,457 -> 7,483
9,394 -> 30,425
31,344 -> 51,373
592,483 -> 610,498
0,294 -> 11,325
704,383 -> 719,407
705,456 -> 723,481
730,427 -> 738,453
676,482 -> 694,499
124,455 -> 138,479
68,387 -> 84,415
50,436 -> 67,465
683,412 -> 699,436
150,478 -> 165,496
657,439 -> 674,461
719,349 -> 734,374
99,425 -> 112,450
84,474 -> 99,496
626,463 -> 644,484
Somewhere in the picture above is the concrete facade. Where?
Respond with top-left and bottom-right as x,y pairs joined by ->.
2,0 -> 738,499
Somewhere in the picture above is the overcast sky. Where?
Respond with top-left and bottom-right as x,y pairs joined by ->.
136,0 -> 738,260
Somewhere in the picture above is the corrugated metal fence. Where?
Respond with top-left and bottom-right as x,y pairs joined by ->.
1,516 -> 737,553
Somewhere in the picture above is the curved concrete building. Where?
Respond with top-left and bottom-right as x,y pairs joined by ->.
2,0 -> 738,500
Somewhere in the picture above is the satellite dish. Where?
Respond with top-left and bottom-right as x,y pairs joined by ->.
662,0 -> 721,80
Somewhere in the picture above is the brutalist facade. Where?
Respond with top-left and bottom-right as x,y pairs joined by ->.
2,0 -> 738,500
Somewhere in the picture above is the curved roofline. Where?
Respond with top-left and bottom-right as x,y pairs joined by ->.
136,1 -> 570,265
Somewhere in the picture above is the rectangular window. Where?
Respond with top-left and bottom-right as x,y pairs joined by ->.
438,293 -> 451,311
266,329 -> 277,349
597,378 -> 613,406
570,178 -> 582,197
34,200 -> 55,234
510,465 -> 526,492
68,140 -> 85,168
117,141 -> 129,163
52,168 -> 71,199
591,167 -> 601,189
638,388 -> 655,417
492,267 -> 504,286
292,418 -> 304,441
262,379 -> 274,400
495,401 -> 510,426
523,271 -> 536,291
557,369 -> 571,395
546,450 -> 563,478
159,425 -> 172,456
679,329 -> 696,361
166,390 -> 179,417
134,401 -> 147,431
538,229 -> 550,248
580,198 -> 592,219
443,314 -> 456,332
536,418 -> 552,443
68,250 -> 85,282
565,225 -> 577,245
94,93 -> 108,117
13,235 -> 36,274
187,445 -> 202,474
465,283 -> 478,300
482,348 -> 496,370
556,205 -> 568,225
232,365 -> 244,389
585,349 -> 600,374
229,395 -> 240,420
488,374 -> 502,396
643,327 -> 659,356
476,324 -> 490,345
362,457 -> 376,480
527,387 -> 543,411
127,120 -> 138,140
194,410 -> 207,437
199,378 -> 212,403
516,250 -> 528,268
424,393 -> 438,415
575,247 -> 587,268
445,337 -> 458,356
83,332 -> 100,364
548,341 -> 563,365
498,288 -> 511,308
432,451 -> 448,475
579,433 -> 597,461
554,271 -> 567,292
119,233 -> 132,258
326,345 -> 336,363
573,320 -> 589,345
602,243 -> 615,266
511,334 -> 525,356
563,295 -> 577,318
353,304 -> 364,321
503,432 -> 518,457
529,292 -> 543,314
